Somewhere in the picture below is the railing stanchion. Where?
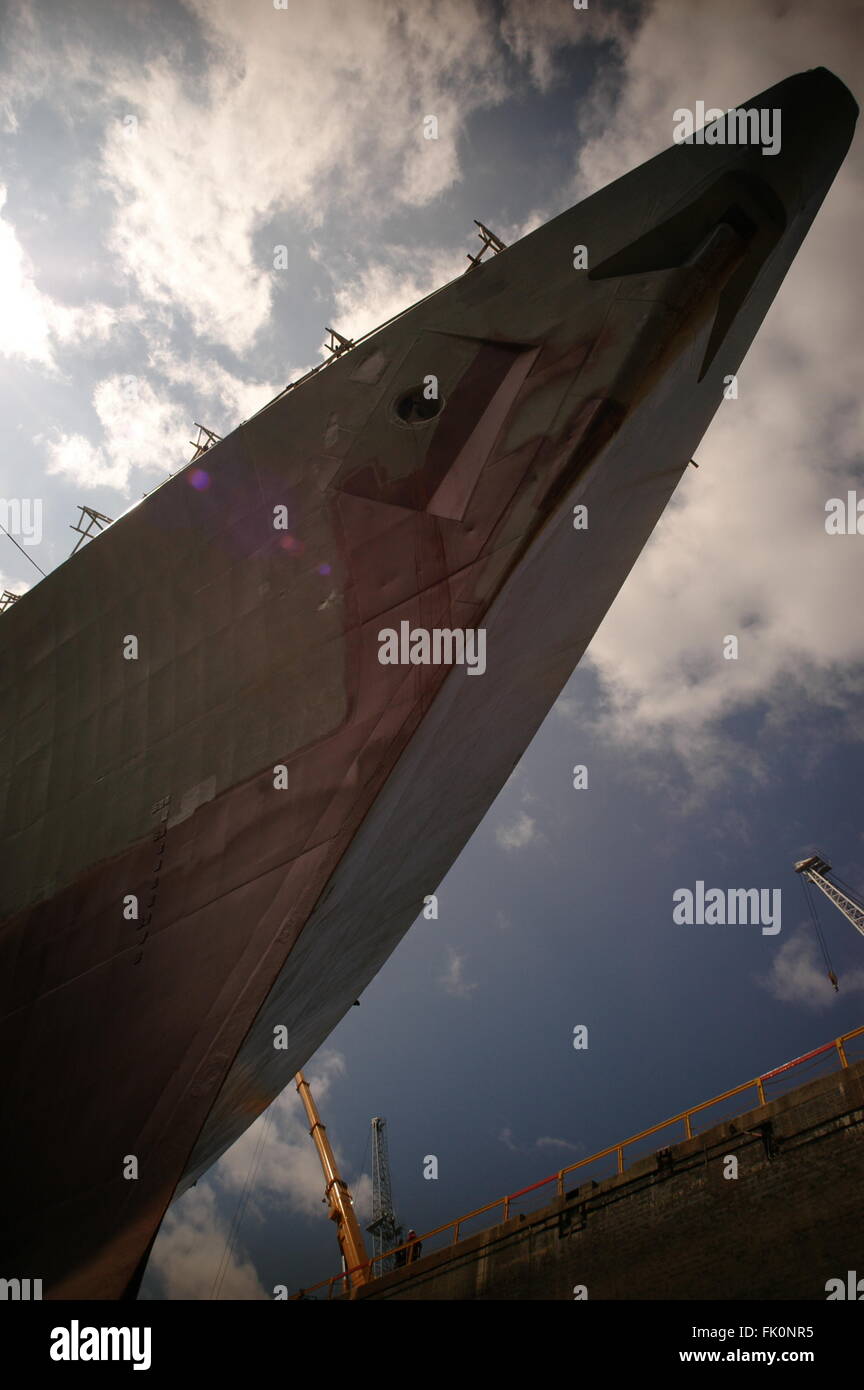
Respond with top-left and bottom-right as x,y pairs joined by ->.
290,1025 -> 862,1298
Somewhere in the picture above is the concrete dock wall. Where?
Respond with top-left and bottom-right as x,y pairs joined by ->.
354,1058 -> 864,1300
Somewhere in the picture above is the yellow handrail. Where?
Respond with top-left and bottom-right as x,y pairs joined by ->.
292,1023 -> 864,1299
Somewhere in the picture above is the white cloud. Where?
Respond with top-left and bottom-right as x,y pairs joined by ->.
495,811 -> 538,851
144,342 -> 285,430
0,184 -> 68,367
0,10 -> 421,352
86,0 -> 517,352
0,185 -> 136,369
0,572 -> 29,604
214,1050 -> 373,1225
498,1128 -> 582,1156
551,1 -> 864,779
500,0 -> 630,92
146,1182 -> 267,1301
42,347 -> 287,496
147,1049 -> 371,1299
439,946 -> 477,998
554,695 -> 579,720
571,1 -> 861,201
46,375 -> 189,492
328,246 -> 467,346
1,1 -> 630,358
761,926 -> 864,1008
44,433 -> 112,488
535,1135 -> 583,1154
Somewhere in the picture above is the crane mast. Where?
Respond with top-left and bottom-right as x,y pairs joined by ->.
794,855 -> 864,940
294,1072 -> 370,1287
367,1117 -> 402,1274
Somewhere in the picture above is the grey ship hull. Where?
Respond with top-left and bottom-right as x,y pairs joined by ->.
0,69 -> 855,1297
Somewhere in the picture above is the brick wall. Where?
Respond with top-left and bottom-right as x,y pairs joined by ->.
354,1057 -> 864,1301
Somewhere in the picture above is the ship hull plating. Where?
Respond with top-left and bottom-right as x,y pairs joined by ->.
0,70 -> 856,1297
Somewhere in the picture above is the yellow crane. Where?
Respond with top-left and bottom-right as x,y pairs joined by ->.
294,1072 -> 371,1289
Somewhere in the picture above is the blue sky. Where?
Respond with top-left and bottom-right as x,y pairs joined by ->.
1,0 -> 862,1299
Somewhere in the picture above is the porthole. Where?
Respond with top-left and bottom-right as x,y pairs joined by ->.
392,385 -> 444,424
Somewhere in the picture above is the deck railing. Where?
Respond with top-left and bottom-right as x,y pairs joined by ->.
291,1023 -> 864,1300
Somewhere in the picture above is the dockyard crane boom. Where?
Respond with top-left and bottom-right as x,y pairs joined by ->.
367,1117 -> 403,1274
794,856 -> 864,939
294,1072 -> 370,1287
794,854 -> 864,991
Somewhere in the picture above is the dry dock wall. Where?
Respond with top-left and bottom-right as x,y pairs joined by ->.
354,1058 -> 864,1301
